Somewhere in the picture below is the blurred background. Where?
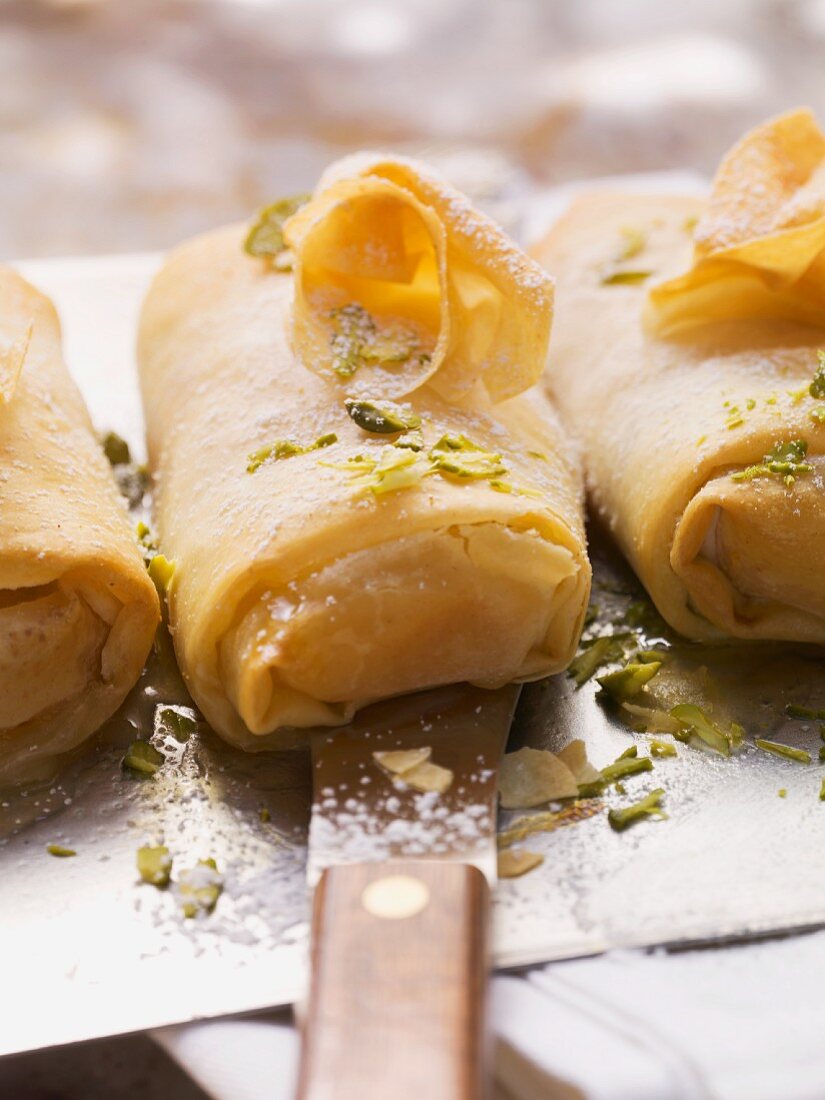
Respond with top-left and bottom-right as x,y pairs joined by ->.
0,0 -> 822,258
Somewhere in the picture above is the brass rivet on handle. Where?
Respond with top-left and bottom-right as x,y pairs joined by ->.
361,874 -> 430,919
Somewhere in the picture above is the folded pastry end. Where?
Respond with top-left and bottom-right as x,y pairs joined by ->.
671,458 -> 825,641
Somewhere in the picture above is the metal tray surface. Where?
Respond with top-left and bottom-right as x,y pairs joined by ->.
1,254 -> 823,1057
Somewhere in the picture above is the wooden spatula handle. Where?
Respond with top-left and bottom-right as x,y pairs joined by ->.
296,859 -> 490,1100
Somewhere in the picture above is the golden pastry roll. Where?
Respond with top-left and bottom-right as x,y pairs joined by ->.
0,268 -> 160,783
138,156 -> 590,751
532,109 -> 825,643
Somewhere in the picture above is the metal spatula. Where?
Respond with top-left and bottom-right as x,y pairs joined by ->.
297,683 -> 520,1100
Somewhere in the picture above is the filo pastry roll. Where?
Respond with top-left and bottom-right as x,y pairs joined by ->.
0,268 -> 160,783
138,154 -> 590,751
532,109 -> 825,643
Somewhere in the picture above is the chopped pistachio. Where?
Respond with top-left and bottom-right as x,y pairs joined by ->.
497,849 -> 544,879
122,739 -> 165,777
778,789 -> 787,798
569,635 -> 626,687
732,439 -> 813,483
329,304 -> 375,378
46,844 -> 76,858
616,227 -> 646,262
820,777 -> 825,801
598,661 -> 661,702
429,434 -> 507,480
810,349 -> 825,399
344,398 -> 421,435
148,554 -> 176,598
621,702 -> 682,735
608,788 -> 667,832
369,447 -> 426,496
101,430 -> 131,466
601,269 -> 653,286
819,746 -> 825,764
178,858 -> 223,918
755,739 -> 811,764
600,755 -> 653,784
649,739 -> 677,758
328,304 -> 426,379
725,405 -> 744,429
670,704 -> 740,757
785,703 -> 825,721
155,705 -> 198,743
259,807 -> 271,823
244,194 -> 310,259
137,845 -> 172,887
247,433 -> 336,474
394,429 -> 425,452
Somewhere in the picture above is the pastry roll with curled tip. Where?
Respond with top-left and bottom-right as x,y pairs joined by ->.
0,268 -> 160,783
138,154 -> 590,751
533,109 -> 825,643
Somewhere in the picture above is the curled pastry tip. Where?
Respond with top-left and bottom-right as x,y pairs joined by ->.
646,107 -> 825,334
282,152 -> 553,404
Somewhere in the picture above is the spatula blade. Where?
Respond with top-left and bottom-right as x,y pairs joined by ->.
307,683 -> 520,887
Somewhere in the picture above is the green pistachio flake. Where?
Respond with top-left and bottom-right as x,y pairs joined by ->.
650,739 -> 677,758
670,704 -> 739,757
608,788 -> 667,832
618,746 -> 638,759
785,703 -> 825,721
810,349 -> 825,399
137,845 -> 172,887
247,433 -> 336,473
578,751 -> 652,798
600,755 -> 653,784
616,227 -> 647,261
732,439 -> 813,483
155,705 -> 198,743
244,194 -> 310,259
429,434 -> 507,480
778,788 -> 787,798
329,305 -> 425,379
755,739 -> 811,764
259,807 -> 271,823
598,661 -> 661,702
101,430 -> 131,466
820,777 -> 825,801
326,446 -> 427,497
179,858 -> 223,918
147,554 -> 176,598
819,746 -> 825,763
394,429 -> 425,452
601,269 -> 653,286
344,398 -> 421,435
46,844 -> 76,858
568,635 -> 626,687
725,405 -> 744,429
122,739 -> 165,777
